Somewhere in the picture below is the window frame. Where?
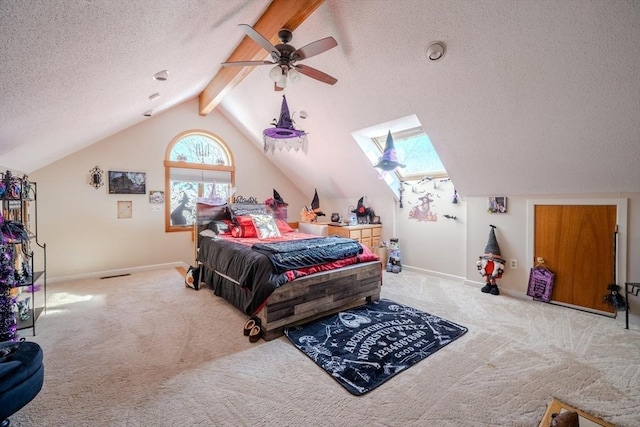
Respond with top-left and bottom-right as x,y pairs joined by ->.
163,130 -> 235,233
371,126 -> 448,182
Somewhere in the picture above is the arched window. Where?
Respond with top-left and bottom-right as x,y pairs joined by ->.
164,130 -> 235,232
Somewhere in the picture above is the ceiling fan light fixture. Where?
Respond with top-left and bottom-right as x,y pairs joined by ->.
269,65 -> 283,82
277,74 -> 288,89
288,68 -> 301,84
153,70 -> 169,81
426,41 -> 446,61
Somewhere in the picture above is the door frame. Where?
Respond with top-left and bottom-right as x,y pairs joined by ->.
526,198 -> 628,312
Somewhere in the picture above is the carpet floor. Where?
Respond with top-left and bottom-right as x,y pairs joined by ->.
7,268 -> 640,426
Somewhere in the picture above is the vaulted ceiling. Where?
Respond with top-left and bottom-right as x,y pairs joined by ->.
1,0 -> 639,199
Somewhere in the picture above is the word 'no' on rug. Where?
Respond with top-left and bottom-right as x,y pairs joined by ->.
285,299 -> 468,396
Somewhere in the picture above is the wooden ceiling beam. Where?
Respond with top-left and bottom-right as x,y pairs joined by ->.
198,0 -> 324,116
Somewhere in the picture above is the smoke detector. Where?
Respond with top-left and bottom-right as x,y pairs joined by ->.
426,42 -> 446,61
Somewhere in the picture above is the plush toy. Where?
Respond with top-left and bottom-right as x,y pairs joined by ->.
477,225 -> 505,295
386,238 -> 402,273
300,189 -> 325,223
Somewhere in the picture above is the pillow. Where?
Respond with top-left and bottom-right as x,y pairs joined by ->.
209,219 -> 233,235
250,214 -> 281,239
227,203 -> 268,220
199,229 -> 217,238
231,224 -> 257,238
275,219 -> 294,233
233,215 -> 255,227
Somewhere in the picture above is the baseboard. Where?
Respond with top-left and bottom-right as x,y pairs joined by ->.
48,262 -> 190,284
402,265 -> 465,282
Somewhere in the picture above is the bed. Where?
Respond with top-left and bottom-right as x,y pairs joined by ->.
195,202 -> 382,340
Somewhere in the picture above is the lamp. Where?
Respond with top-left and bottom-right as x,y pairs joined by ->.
263,95 -> 308,154
268,65 -> 302,88
269,65 -> 283,82
288,68 -> 301,84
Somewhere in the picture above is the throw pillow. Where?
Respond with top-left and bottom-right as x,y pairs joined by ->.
275,219 -> 295,233
251,214 -> 281,239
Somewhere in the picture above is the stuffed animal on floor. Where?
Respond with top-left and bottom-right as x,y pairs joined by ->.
185,266 -> 200,291
550,410 -> 579,427
477,225 -> 505,295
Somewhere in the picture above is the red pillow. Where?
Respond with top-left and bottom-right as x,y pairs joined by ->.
234,215 -> 255,226
231,225 -> 257,238
275,219 -> 294,233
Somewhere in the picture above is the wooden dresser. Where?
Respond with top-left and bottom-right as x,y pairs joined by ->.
327,224 -> 382,249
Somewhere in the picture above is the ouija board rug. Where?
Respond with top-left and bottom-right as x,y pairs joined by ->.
284,299 -> 468,396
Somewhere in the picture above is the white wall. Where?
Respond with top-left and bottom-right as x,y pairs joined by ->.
23,97 -> 640,328
28,98 -> 307,278
392,179 -> 466,278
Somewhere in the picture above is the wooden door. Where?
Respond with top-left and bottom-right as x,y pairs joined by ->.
534,205 -> 617,313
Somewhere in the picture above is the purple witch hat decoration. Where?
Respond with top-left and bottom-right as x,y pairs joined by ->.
263,95 -> 308,154
374,131 -> 406,171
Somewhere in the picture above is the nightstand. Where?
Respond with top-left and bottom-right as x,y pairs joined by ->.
327,224 -> 382,249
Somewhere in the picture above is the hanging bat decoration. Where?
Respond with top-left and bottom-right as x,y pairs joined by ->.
452,188 -> 460,204
398,181 -> 407,208
443,214 -> 457,220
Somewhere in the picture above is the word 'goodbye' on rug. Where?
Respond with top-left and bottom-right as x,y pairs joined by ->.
284,299 -> 468,396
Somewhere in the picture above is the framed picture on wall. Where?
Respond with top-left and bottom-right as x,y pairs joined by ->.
117,201 -> 133,219
149,190 -> 164,204
108,171 -> 146,194
488,196 -> 507,213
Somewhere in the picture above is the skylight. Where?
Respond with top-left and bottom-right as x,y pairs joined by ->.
352,115 -> 447,196
371,126 -> 446,180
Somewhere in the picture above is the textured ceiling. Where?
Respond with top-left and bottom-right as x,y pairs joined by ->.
1,0 -> 639,198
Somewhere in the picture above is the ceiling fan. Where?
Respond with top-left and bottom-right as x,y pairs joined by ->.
222,24 -> 338,90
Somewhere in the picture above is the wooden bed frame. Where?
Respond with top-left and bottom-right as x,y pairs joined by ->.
193,201 -> 383,341
255,260 -> 382,340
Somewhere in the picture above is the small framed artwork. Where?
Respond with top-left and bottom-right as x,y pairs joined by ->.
149,190 -> 164,204
108,171 -> 146,194
488,196 -> 507,213
117,201 -> 133,219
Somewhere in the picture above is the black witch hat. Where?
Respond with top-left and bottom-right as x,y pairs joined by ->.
351,196 -> 371,217
310,189 -> 325,216
273,189 -> 288,207
374,131 -> 406,171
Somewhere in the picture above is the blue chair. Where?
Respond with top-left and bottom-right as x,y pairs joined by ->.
0,340 -> 44,427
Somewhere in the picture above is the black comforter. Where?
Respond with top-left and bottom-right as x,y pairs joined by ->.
197,235 -> 364,315
197,237 -> 287,314
251,236 -> 363,273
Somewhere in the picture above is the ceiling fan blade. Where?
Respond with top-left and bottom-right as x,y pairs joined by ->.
291,37 -> 338,61
295,64 -> 338,85
221,60 -> 275,67
238,24 -> 280,60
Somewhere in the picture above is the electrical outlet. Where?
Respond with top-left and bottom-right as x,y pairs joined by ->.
510,259 -> 517,269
